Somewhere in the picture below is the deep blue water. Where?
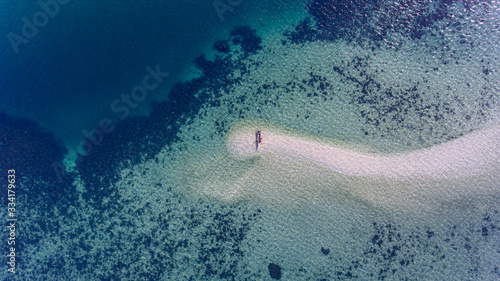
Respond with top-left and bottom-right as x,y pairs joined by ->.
1,0 -> 239,147
1,0 -> 307,148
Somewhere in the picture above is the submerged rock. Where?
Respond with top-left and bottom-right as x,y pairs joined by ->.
230,26 -> 262,54
214,40 -> 230,53
321,247 -> 330,255
268,263 -> 282,279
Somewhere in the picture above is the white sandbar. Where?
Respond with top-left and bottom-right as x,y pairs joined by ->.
227,125 -> 500,180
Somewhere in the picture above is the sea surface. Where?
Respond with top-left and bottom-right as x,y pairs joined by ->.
1,0 -> 499,280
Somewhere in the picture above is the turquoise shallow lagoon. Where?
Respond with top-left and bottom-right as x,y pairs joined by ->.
1,0 -> 499,280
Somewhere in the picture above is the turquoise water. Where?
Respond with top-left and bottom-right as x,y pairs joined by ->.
1,0 -> 499,280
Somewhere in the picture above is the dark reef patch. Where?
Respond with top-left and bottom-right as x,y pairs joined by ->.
194,207 -> 260,280
194,54 -> 233,78
0,112 -> 77,213
12,178 -> 263,280
302,0 -> 464,45
230,26 -> 262,55
268,263 -> 282,279
307,0 -> 371,41
0,111 -> 78,258
214,40 -> 231,53
0,111 -> 67,186
284,19 -> 318,44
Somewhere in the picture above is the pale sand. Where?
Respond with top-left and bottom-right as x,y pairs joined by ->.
228,125 -> 500,180
216,123 -> 500,210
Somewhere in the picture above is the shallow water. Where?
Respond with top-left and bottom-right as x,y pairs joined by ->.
1,0 -> 499,280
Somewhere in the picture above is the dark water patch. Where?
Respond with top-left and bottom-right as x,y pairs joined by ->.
479,210 -> 499,239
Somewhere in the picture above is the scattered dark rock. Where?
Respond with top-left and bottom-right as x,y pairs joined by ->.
321,247 -> 330,255
268,263 -> 282,279
481,227 -> 488,236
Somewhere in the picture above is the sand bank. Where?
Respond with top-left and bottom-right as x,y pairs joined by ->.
216,123 -> 500,210
227,124 -> 500,180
